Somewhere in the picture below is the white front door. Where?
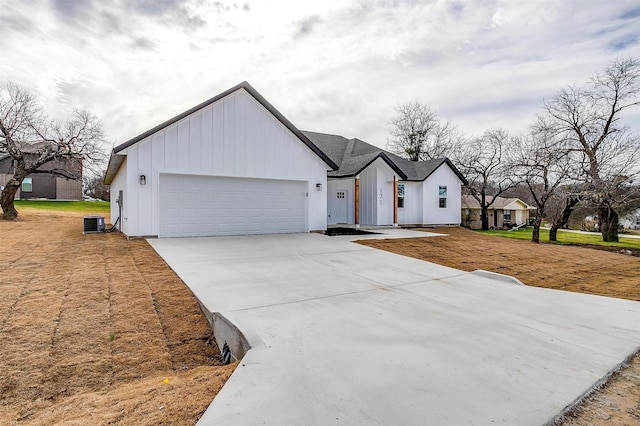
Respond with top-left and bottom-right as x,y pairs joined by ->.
331,190 -> 348,224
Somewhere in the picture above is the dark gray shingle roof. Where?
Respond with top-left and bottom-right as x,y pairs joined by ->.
301,131 -> 403,178
303,131 -> 466,183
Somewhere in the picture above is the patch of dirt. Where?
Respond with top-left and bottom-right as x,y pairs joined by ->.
359,226 -> 640,425
559,353 -> 640,426
0,210 -> 235,425
361,227 -> 640,302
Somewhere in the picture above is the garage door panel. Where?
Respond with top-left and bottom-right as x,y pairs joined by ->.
159,174 -> 306,237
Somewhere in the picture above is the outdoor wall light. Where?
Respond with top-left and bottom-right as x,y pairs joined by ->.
316,183 -> 322,191
139,174 -> 146,185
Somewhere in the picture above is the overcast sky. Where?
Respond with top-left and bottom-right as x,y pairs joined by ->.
1,0 -> 639,151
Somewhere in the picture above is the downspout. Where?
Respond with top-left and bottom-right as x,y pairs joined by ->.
393,175 -> 398,227
354,176 -> 360,228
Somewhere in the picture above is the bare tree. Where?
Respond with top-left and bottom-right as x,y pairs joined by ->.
512,127 -> 576,242
542,57 -> 640,242
453,128 -> 517,230
388,101 -> 461,161
545,186 -> 581,241
0,82 -> 107,219
84,173 -> 110,201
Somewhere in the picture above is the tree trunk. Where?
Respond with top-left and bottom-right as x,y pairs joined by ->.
598,203 -> 619,242
531,213 -> 543,243
480,207 -> 489,230
1,181 -> 21,220
549,196 -> 580,242
1,171 -> 28,220
480,193 -> 489,230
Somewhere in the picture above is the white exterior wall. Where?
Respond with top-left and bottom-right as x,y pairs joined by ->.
358,164 -> 376,225
359,158 -> 397,226
514,209 -> 528,225
397,181 -> 422,225
376,161 -> 396,225
503,200 -> 530,225
327,178 -> 355,225
109,158 -> 128,234
422,164 -> 463,225
117,89 -> 329,237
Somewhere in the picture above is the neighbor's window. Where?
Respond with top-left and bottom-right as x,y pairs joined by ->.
397,184 -> 405,208
22,178 -> 33,192
438,185 -> 447,208
504,210 -> 512,221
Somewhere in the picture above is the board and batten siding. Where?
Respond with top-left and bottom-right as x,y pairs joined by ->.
359,158 -> 397,226
358,160 -> 377,225
397,181 -> 422,225
117,89 -> 329,237
422,164 -> 463,225
376,160 -> 395,225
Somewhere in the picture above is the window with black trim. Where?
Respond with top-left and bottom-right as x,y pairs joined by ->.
438,185 -> 447,208
397,184 -> 405,208
22,177 -> 33,193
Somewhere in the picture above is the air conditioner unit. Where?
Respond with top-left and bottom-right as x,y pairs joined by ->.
83,216 -> 105,233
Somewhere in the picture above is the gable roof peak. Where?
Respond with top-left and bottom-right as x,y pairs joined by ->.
104,82 -> 338,184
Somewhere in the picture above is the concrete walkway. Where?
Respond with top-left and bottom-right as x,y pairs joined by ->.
559,228 -> 640,239
148,230 -> 640,425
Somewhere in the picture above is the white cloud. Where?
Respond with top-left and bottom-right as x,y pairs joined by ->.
1,0 -> 638,152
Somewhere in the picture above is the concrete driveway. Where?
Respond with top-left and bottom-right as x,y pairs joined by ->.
148,230 -> 640,425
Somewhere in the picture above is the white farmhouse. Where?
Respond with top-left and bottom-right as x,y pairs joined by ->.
105,82 -> 466,237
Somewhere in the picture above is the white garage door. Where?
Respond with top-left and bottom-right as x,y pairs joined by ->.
159,174 -> 307,237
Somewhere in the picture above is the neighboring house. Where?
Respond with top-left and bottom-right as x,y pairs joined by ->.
0,154 -> 82,200
304,131 -> 466,227
461,195 -> 534,229
593,210 -> 640,232
104,82 -> 465,238
621,209 -> 640,230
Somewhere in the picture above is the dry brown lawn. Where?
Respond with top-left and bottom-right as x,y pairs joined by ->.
360,227 -> 640,425
0,210 -> 235,425
1,215 -> 639,425
360,227 -> 640,302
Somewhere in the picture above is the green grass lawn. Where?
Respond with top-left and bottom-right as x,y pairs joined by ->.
15,200 -> 110,214
480,227 -> 640,250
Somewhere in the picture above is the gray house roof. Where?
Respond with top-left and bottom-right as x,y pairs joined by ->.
461,195 -> 535,210
104,82 -> 338,184
303,131 -> 467,184
302,131 -> 407,179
